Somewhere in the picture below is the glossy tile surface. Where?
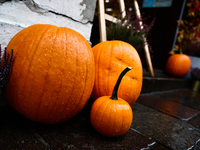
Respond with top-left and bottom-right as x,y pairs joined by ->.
137,94 -> 200,120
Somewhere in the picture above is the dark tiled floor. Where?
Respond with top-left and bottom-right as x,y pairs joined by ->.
137,94 -> 200,120
1,88 -> 200,150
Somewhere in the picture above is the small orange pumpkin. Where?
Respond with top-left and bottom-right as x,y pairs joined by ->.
165,54 -> 191,77
91,40 -> 143,106
4,24 -> 95,124
90,67 -> 133,137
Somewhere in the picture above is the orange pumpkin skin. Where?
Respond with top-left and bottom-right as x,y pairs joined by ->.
91,41 -> 143,105
5,24 -> 95,124
166,54 -> 191,77
90,97 -> 133,137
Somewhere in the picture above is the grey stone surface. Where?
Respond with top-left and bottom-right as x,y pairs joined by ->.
80,0 -> 97,22
0,22 -> 23,49
0,0 -> 97,46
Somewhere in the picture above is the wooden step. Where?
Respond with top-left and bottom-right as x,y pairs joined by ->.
142,69 -> 194,93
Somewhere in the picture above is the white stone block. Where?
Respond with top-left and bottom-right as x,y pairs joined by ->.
0,22 -> 23,50
0,0 -> 96,43
33,0 -> 88,23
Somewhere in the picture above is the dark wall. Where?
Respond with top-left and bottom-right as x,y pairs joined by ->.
139,0 -> 186,69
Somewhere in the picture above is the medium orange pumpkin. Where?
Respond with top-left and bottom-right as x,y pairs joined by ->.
90,67 -> 133,137
165,54 -> 191,77
91,40 -> 143,106
4,24 -> 95,124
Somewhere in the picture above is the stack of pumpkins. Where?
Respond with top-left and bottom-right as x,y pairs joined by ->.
3,24 -> 143,137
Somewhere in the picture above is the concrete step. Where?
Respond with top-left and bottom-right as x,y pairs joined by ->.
142,69 -> 194,93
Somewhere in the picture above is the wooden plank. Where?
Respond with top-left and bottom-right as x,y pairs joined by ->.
133,0 -> 154,77
118,0 -> 126,19
105,14 -> 120,23
98,0 -> 107,42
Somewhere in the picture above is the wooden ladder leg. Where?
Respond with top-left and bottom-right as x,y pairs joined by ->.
118,0 -> 126,19
133,0 -> 154,77
98,0 -> 107,42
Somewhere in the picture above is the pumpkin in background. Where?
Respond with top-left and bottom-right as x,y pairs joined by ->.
4,24 -> 95,124
165,54 -> 191,77
90,67 -> 133,137
91,40 -> 143,106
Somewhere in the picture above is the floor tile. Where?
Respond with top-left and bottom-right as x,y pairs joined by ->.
189,114 -> 200,128
29,105 -> 167,150
176,89 -> 200,99
137,94 -> 200,120
155,90 -> 200,111
0,107 -> 47,150
132,102 -> 200,150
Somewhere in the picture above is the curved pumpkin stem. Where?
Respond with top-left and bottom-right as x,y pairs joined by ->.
110,67 -> 132,100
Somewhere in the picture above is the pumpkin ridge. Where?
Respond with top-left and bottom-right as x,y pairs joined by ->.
116,101 -> 122,135
53,28 -> 79,122
51,28 -> 73,122
56,35 -> 90,123
6,26 -> 34,112
125,45 -> 135,103
107,100 -> 114,136
66,36 -> 78,112
118,100 -> 125,135
111,101 -> 117,136
37,26 -> 60,123
91,98 -> 107,128
53,36 -> 66,115
57,31 -> 79,121
106,42 -> 113,97
100,42 -> 111,96
114,101 -> 121,135
16,25 -> 50,116
73,38 -> 94,115
119,42 -> 125,99
74,35 -> 89,107
69,47 -> 88,115
119,42 -> 124,71
96,43 -> 104,98
26,25 -> 53,121
97,99 -> 111,134
31,26 -> 55,122
54,28 -> 73,121
20,25 -> 49,102
99,42 -> 108,97
46,27 -> 68,123
44,27 -> 72,123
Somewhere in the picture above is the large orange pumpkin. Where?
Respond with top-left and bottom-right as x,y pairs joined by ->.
165,54 -> 191,77
91,40 -> 143,106
4,24 -> 95,124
